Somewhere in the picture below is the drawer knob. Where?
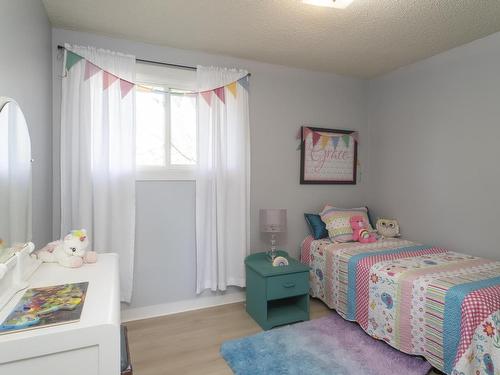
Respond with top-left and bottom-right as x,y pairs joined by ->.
283,282 -> 296,288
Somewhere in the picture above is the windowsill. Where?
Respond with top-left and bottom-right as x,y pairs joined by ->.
136,168 -> 196,181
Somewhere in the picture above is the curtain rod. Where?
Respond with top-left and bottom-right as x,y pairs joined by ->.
57,45 -> 251,76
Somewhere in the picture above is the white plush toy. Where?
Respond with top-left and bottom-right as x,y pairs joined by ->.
38,229 -> 97,268
376,218 -> 401,239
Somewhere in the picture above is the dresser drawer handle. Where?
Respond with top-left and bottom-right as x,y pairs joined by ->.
283,282 -> 296,288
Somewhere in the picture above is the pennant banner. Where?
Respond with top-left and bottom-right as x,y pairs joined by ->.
312,131 -> 321,147
296,128 -> 303,140
200,91 -> 212,105
136,85 -> 153,93
331,136 -> 340,150
227,81 -> 237,98
238,75 -> 250,92
342,134 -> 350,147
302,127 -> 311,140
63,48 -> 250,102
299,127 -> 359,150
214,87 -> 225,104
319,135 -> 329,150
120,79 -> 134,98
65,50 -> 83,72
84,61 -> 101,81
103,71 -> 119,90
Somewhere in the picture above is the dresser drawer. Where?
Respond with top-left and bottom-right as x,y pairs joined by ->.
266,272 -> 308,300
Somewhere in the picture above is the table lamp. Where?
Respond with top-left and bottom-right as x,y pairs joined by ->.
259,209 -> 287,261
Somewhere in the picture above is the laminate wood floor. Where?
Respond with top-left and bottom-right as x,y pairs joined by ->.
124,298 -> 440,375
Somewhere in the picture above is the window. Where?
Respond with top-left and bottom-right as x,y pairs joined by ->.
170,93 -> 197,165
135,63 -> 198,180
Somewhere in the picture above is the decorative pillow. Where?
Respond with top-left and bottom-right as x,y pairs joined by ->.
320,206 -> 373,243
304,213 -> 328,240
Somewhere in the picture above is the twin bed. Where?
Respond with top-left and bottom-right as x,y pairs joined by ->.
300,235 -> 500,375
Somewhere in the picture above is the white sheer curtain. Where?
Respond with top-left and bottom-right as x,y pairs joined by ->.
196,66 -> 250,294
60,44 -> 136,302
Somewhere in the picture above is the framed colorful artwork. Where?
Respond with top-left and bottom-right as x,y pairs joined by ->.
0,282 -> 88,334
300,126 -> 358,184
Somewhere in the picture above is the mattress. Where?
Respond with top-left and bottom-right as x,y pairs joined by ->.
301,236 -> 500,375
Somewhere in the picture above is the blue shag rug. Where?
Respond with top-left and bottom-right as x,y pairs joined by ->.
220,313 -> 432,375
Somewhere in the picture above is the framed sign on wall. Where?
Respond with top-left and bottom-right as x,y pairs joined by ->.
300,126 -> 358,184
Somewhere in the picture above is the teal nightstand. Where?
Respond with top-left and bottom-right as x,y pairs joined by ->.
245,251 -> 310,330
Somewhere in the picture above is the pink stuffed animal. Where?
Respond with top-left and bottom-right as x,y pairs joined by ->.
350,215 -> 377,243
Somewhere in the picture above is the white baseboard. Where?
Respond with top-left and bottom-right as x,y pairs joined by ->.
121,291 -> 246,322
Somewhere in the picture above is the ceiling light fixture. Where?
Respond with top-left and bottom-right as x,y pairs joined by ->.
302,0 -> 353,9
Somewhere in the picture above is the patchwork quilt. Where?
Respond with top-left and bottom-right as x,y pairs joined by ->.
301,236 -> 500,375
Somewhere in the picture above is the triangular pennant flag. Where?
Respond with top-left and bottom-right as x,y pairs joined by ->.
342,134 -> 351,147
331,136 -> 340,150
227,81 -> 237,98
200,91 -> 212,106
320,135 -> 329,149
214,87 -> 225,103
312,131 -> 321,147
120,79 -> 134,98
84,61 -> 101,81
302,127 -> 312,140
296,128 -> 302,140
136,85 -> 152,93
103,71 -> 119,90
237,75 -> 249,92
65,50 -> 83,72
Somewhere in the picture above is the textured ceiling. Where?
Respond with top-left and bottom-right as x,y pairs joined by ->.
42,0 -> 500,78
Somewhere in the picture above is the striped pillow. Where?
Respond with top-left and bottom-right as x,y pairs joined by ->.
320,206 -> 372,242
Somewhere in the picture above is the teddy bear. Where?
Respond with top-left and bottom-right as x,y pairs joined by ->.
350,215 -> 377,243
37,229 -> 97,268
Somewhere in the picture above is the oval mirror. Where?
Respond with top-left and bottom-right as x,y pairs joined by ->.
0,98 -> 32,262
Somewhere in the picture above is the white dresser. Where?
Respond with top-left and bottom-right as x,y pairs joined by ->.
0,254 -> 121,375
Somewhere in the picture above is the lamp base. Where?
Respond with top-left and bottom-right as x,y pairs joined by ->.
266,250 -> 278,262
267,234 -> 278,262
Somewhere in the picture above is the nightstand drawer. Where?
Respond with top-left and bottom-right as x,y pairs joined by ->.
267,272 -> 308,300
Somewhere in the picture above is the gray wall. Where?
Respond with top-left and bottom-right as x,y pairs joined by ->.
51,28 -> 369,308
0,0 -> 52,248
367,31 -> 500,259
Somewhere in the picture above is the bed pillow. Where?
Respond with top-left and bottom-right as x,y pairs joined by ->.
320,206 -> 373,243
304,213 -> 328,240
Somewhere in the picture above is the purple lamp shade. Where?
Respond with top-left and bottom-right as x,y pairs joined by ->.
260,209 -> 287,233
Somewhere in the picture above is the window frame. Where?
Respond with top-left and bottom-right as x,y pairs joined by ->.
135,85 -> 198,181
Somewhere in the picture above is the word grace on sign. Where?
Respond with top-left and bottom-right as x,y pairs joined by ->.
300,126 -> 357,185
